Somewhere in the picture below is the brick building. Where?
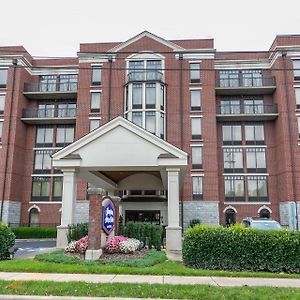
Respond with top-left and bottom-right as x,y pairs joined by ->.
1,32 -> 300,246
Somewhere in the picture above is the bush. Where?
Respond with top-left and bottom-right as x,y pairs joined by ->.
183,224 -> 300,273
0,223 -> 15,260
119,222 -> 163,250
188,218 -> 201,228
119,238 -> 141,254
11,227 -> 56,239
65,235 -> 89,254
66,223 -> 88,243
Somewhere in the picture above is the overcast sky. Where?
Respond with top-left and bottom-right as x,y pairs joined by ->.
1,0 -> 299,57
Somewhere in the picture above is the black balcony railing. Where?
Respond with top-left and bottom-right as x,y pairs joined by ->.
22,107 -> 77,119
217,103 -> 278,115
24,81 -> 78,93
217,75 -> 276,88
127,70 -> 164,82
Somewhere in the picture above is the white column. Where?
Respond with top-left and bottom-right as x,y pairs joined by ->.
166,168 -> 182,256
57,168 -> 78,248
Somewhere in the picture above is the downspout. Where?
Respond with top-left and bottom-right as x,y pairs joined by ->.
108,56 -> 113,121
179,53 -> 184,233
282,51 -> 299,230
0,59 -> 17,222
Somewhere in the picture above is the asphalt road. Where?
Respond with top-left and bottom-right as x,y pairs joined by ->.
14,239 -> 56,259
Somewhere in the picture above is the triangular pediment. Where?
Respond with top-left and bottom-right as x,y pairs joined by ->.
109,31 -> 185,53
52,117 -> 187,169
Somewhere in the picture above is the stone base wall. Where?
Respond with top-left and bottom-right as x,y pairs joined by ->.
182,201 -> 219,229
74,200 -> 90,223
0,200 -> 21,226
279,201 -> 300,230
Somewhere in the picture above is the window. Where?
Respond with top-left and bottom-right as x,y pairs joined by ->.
293,60 -> 300,81
132,83 -> 143,109
132,112 -> 142,127
128,61 -> 144,81
246,148 -> 266,172
190,63 -> 200,83
298,117 -> 300,138
191,118 -> 202,140
244,99 -> 264,114
245,124 -> 264,145
145,112 -> 156,134
0,94 -> 5,114
34,150 -> 52,173
31,177 -> 51,201
247,176 -> 268,201
36,127 -> 53,147
56,126 -> 74,147
224,176 -> 244,201
90,119 -> 100,131
223,148 -> 243,173
219,70 -> 239,87
39,75 -> 56,92
160,113 -> 165,139
191,146 -> 202,169
29,208 -> 40,227
59,74 -> 77,91
192,176 -> 203,200
0,121 -> 3,142
222,125 -> 242,145
160,85 -> 164,110
295,88 -> 300,109
146,60 -> 162,80
53,177 -> 63,201
242,70 -> 262,87
90,92 -> 101,112
225,208 -> 236,225
191,90 -> 201,111
145,83 -> 156,108
57,103 -> 76,117
220,99 -> 240,114
0,69 -> 8,88
92,66 -> 101,85
259,208 -> 270,218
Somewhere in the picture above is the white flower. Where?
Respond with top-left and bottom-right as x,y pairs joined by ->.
119,238 -> 141,254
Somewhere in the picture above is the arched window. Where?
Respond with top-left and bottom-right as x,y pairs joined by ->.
29,208 -> 40,227
225,208 -> 236,226
259,208 -> 270,218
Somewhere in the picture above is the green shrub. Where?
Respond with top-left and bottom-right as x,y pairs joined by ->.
183,224 -> 300,273
0,223 -> 15,260
188,218 -> 201,228
67,223 -> 88,243
11,227 -> 56,239
118,222 -> 163,250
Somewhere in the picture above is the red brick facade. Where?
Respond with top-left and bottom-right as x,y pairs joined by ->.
0,32 -> 300,228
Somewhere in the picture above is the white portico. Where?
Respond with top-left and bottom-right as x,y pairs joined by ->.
52,116 -> 188,255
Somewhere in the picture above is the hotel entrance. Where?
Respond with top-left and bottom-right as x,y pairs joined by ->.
125,210 -> 161,225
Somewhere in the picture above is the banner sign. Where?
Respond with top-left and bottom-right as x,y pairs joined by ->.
102,201 -> 115,235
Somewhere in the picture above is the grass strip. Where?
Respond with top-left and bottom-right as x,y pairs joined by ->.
1,258 -> 300,278
0,281 -> 299,300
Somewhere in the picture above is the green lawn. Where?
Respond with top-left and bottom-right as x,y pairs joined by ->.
0,281 -> 299,300
1,254 -> 300,278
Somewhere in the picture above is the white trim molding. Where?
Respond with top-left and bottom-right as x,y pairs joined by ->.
257,205 -> 272,214
223,205 -> 237,213
27,204 -> 41,213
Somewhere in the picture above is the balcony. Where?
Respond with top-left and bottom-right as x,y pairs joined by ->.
216,73 -> 276,95
21,107 -> 76,124
23,81 -> 78,100
127,70 -> 164,82
216,103 -> 278,121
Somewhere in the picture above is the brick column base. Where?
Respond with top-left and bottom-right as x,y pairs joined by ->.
85,188 -> 105,260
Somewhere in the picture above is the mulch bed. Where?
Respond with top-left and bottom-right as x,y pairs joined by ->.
100,248 -> 149,260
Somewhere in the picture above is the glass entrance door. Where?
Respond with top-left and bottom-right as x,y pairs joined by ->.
125,210 -> 160,225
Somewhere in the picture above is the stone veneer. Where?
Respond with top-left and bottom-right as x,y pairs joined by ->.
279,201 -> 300,229
0,200 -> 21,226
74,200 -> 90,223
182,201 -> 219,229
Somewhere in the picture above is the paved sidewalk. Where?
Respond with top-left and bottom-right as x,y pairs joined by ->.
0,272 -> 299,287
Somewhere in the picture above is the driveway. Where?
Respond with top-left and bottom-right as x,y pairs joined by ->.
14,239 -> 57,259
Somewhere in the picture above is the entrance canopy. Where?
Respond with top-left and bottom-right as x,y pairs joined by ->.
52,116 -> 188,190
53,116 -> 188,254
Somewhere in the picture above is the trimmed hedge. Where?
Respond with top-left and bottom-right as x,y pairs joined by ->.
11,227 -> 57,239
119,222 -> 163,250
0,223 -> 15,259
183,225 -> 300,273
67,223 -> 88,243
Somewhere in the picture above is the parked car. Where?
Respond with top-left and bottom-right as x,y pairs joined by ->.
242,218 -> 282,230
